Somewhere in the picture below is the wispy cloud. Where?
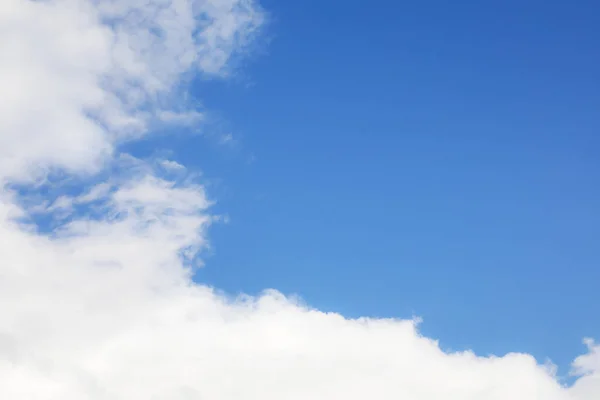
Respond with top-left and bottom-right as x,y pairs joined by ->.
0,1 -> 598,399
159,159 -> 187,172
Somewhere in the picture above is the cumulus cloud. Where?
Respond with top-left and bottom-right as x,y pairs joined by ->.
0,0 -> 598,399
0,0 -> 262,182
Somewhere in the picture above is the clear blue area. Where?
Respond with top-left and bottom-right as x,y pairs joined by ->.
131,0 -> 600,377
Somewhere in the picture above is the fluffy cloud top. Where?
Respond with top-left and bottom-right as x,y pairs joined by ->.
0,0 -> 262,182
0,1 -> 598,399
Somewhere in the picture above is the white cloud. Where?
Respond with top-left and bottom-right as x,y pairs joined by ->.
77,183 -> 115,204
0,0 -> 263,183
0,1 -> 598,399
159,159 -> 187,171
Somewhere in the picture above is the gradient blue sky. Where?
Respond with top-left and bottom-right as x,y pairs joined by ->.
127,0 -> 599,377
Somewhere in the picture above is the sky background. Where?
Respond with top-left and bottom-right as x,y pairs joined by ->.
126,0 -> 599,377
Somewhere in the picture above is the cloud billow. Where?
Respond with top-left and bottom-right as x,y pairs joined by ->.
0,0 -> 598,399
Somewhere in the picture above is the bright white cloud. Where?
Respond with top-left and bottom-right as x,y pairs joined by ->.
0,0 -> 262,183
0,1 -> 598,399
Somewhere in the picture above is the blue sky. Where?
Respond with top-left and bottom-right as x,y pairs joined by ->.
127,0 -> 599,376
